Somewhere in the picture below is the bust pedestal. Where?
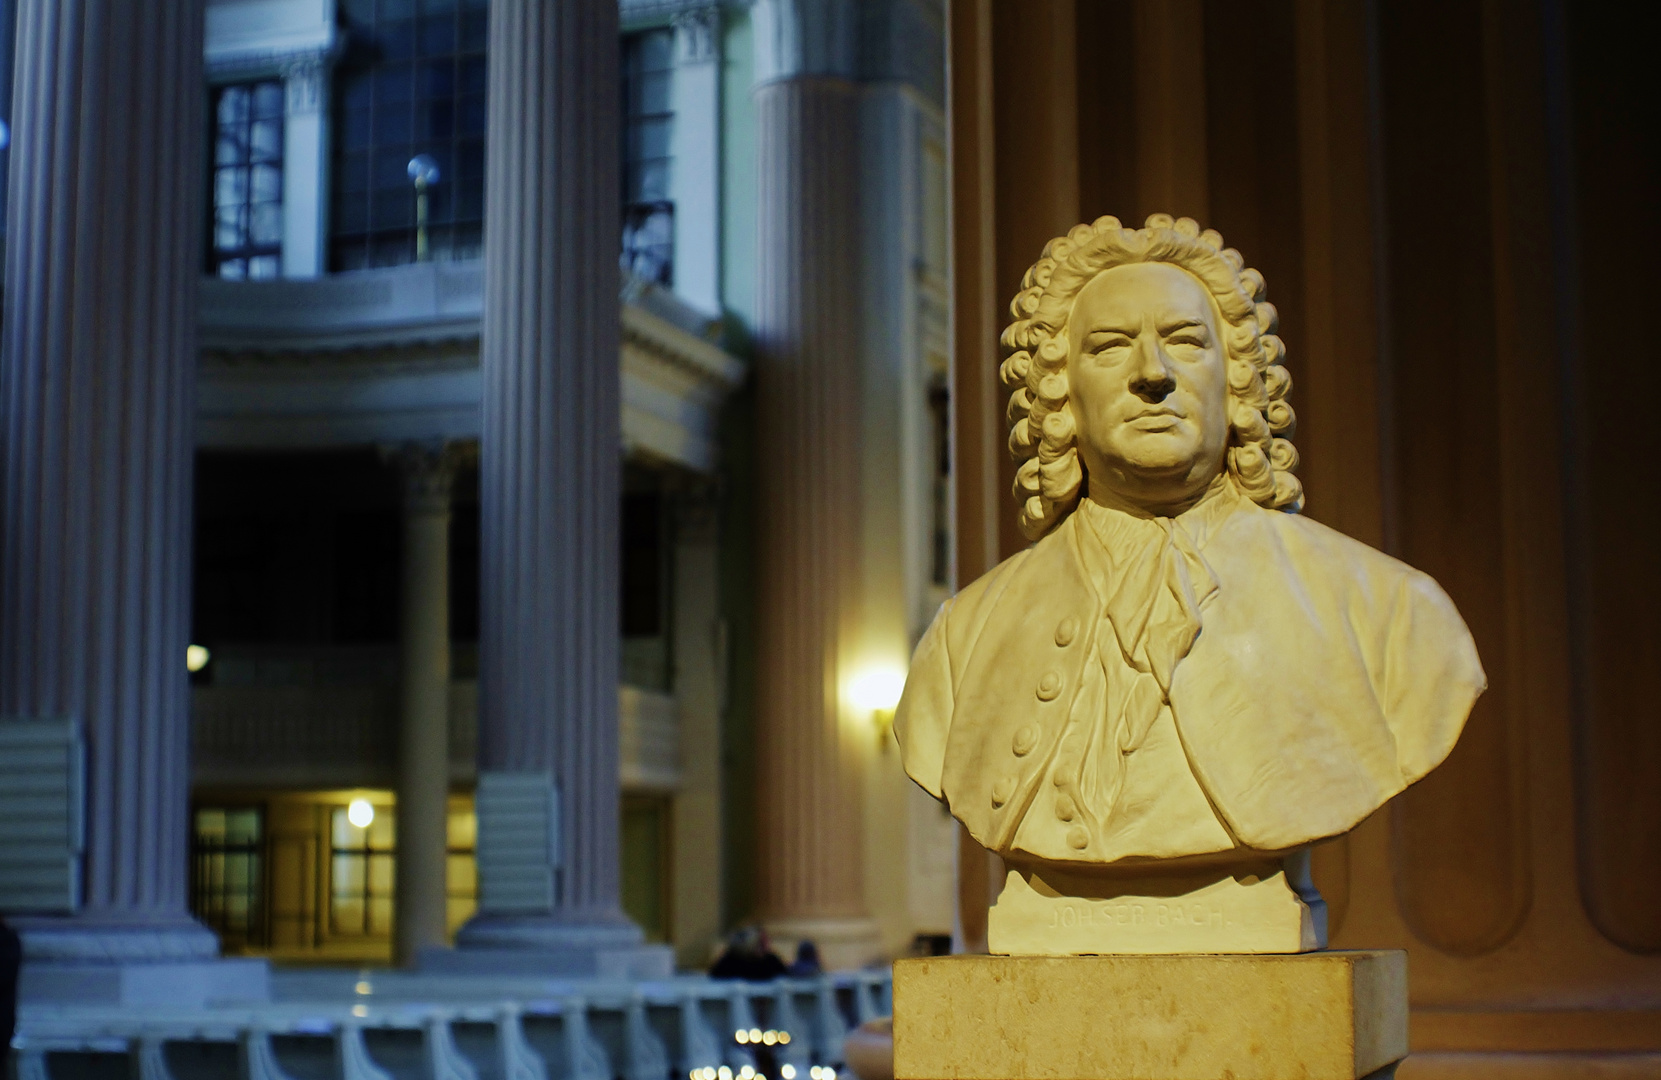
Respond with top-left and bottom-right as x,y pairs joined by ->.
893,951 -> 1407,1080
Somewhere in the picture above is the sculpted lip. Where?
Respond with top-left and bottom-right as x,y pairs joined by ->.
1127,409 -> 1183,430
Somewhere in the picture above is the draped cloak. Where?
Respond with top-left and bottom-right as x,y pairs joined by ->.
894,482 -> 1486,862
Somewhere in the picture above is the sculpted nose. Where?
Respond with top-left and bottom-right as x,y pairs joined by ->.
1128,336 -> 1176,399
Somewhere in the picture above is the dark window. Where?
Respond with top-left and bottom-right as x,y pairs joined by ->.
928,376 -> 952,587
621,467 -> 672,691
210,81 -> 285,279
331,0 -> 488,271
622,29 -> 674,285
191,807 -> 265,951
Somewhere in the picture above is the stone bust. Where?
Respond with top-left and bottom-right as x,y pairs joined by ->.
894,214 -> 1486,953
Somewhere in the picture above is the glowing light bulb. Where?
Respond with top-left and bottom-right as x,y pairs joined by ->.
761,1031 -> 777,1046
354,980 -> 371,995
777,1032 -> 791,1046
740,1068 -> 755,1079
352,1004 -> 368,1018
702,1069 -> 716,1080
781,1068 -> 797,1080
186,644 -> 210,673
718,1067 -> 733,1080
848,666 -> 907,712
347,798 -> 375,828
735,1030 -> 749,1044
748,1029 -> 762,1043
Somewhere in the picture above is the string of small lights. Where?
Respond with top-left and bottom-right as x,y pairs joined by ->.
683,1028 -> 838,1080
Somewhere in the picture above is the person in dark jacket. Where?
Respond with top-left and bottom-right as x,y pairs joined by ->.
709,926 -> 787,981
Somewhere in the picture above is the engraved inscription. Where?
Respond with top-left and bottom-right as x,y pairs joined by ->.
1046,900 -> 1227,930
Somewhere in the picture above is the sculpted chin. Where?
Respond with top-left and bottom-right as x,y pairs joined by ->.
894,214 -> 1485,870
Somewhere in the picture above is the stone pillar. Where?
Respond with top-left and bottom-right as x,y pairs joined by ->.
280,51 -> 329,278
445,0 -> 663,975
750,0 -> 881,968
392,444 -> 457,966
0,0 -> 263,1003
669,6 -> 722,313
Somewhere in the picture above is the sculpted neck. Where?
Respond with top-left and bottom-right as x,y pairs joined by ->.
1085,470 -> 1233,520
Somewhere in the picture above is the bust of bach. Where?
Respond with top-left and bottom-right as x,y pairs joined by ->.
894,214 -> 1486,954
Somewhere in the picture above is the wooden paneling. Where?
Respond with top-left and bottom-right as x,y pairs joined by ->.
947,0 -> 1661,1038
1563,0 -> 1661,955
1375,0 -> 1529,958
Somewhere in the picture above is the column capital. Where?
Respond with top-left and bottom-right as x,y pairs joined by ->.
752,0 -> 859,85
385,440 -> 462,514
281,50 -> 330,117
672,6 -> 722,65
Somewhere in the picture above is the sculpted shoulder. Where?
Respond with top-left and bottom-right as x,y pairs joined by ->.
1226,503 -> 1454,609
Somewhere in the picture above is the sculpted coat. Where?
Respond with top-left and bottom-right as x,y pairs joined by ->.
895,478 -> 1485,865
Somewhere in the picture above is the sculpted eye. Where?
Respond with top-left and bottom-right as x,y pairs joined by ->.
1085,335 -> 1131,356
1168,333 -> 1208,348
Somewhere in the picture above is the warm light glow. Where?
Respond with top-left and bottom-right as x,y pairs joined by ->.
352,1004 -> 368,1018
702,1068 -> 716,1080
740,1068 -> 755,1079
186,644 -> 211,673
354,980 -> 371,995
776,1033 -> 791,1046
847,666 -> 907,713
735,1030 -> 749,1044
781,1068 -> 796,1080
747,1029 -> 762,1043
811,1068 -> 823,1080
761,1031 -> 777,1046
718,1067 -> 733,1080
347,798 -> 375,828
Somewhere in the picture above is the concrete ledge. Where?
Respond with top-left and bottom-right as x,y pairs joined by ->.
893,950 -> 1406,1080
21,957 -> 270,1006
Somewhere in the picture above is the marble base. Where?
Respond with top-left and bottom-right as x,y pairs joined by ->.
989,854 -> 1326,955
765,915 -> 884,972
431,913 -> 672,977
893,950 -> 1407,1080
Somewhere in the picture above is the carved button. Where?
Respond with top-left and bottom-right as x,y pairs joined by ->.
1036,671 -> 1063,701
1067,826 -> 1089,850
991,776 -> 1015,808
1054,617 -> 1079,647
1052,764 -> 1073,787
1011,726 -> 1038,756
1055,795 -> 1076,821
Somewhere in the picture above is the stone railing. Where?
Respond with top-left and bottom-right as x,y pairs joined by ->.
16,970 -> 893,1080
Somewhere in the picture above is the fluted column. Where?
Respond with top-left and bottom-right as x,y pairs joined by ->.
751,0 -> 880,967
392,443 -> 457,965
459,0 -> 638,952
0,0 -> 214,962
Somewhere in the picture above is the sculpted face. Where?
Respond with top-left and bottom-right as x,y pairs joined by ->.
1066,262 -> 1229,512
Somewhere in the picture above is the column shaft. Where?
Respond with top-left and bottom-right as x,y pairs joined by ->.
394,446 -> 455,965
751,75 -> 877,957
467,0 -> 635,943
0,0 -> 213,959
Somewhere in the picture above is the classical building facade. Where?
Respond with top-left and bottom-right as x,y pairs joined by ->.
0,0 -> 954,992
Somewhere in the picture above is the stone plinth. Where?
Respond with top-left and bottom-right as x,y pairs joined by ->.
893,951 -> 1407,1080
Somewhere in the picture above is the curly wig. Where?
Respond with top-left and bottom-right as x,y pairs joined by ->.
1001,213 -> 1302,540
